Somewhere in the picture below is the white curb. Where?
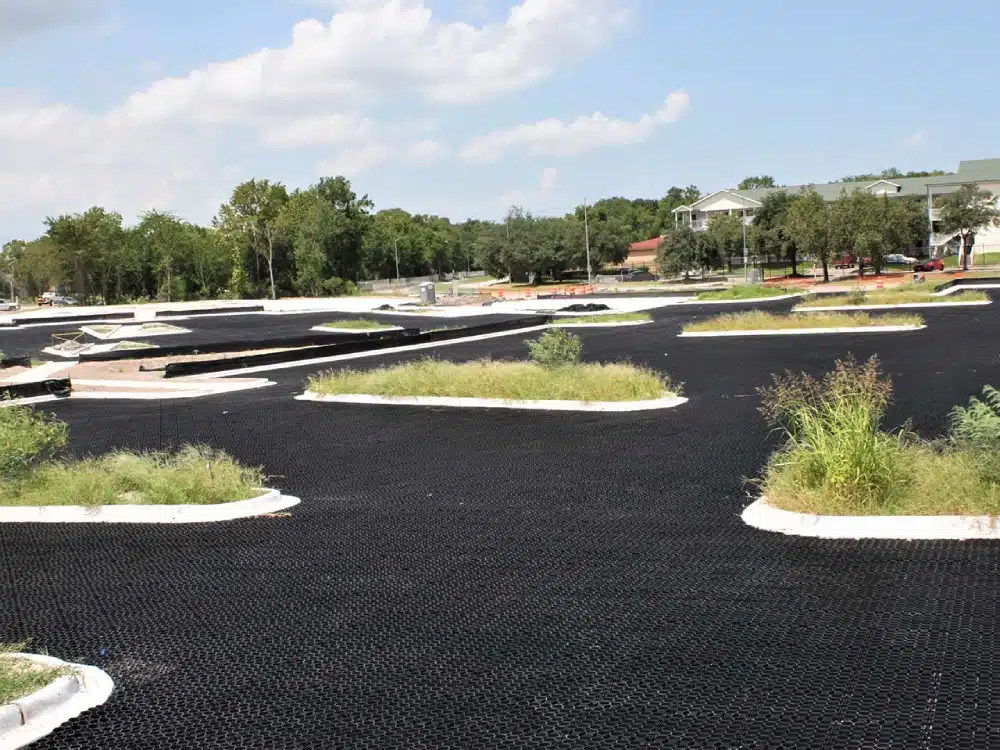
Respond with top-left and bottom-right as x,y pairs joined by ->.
742,497 -> 1000,540
550,321 -> 651,328
297,392 -> 687,413
184,325 -> 552,379
680,293 -> 803,305
678,324 -> 925,337
0,489 -> 300,523
0,653 -> 114,749
80,324 -> 189,340
794,300 -> 990,312
935,283 -> 1000,296
310,325 -> 403,333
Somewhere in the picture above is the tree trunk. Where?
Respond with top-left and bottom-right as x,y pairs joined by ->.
961,234 -> 970,271
821,259 -> 829,283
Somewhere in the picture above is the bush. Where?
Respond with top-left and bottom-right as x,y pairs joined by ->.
0,404 -> 68,479
758,356 -> 912,512
949,386 -> 1000,451
525,328 -> 582,368
846,288 -> 868,306
322,277 -> 360,297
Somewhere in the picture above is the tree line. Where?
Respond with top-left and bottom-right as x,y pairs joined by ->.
655,184 -> 999,281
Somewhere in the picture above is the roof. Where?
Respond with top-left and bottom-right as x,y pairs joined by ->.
674,189 -> 762,212
727,158 -> 1000,204
629,236 -> 664,251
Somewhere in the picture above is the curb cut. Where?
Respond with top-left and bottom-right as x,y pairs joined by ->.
0,489 -> 300,524
0,654 -> 114,749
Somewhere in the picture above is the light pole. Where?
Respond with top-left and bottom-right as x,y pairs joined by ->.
393,235 -> 405,282
742,207 -> 749,283
584,198 -> 592,284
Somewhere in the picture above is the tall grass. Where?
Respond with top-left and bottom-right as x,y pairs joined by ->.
759,358 -> 1000,516
0,404 -> 264,507
320,319 -> 396,330
307,358 -> 676,402
683,310 -> 922,333
0,643 -> 68,704
798,286 -> 989,307
552,312 -> 651,324
695,284 -> 790,301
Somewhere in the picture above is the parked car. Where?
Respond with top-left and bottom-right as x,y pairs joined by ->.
618,269 -> 658,282
834,253 -> 873,270
887,253 -> 918,265
0,299 -> 17,311
914,259 -> 944,272
51,296 -> 78,306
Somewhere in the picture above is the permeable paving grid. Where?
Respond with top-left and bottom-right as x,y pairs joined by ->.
4,297 -> 1000,748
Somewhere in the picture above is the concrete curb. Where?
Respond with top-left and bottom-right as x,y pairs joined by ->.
678,324 -> 925,337
310,325 -> 403,334
794,301 -> 991,312
80,323 -> 190,340
0,489 -> 300,524
0,653 -> 114,749
936,283 -> 1000,296
742,497 -> 1000,540
678,293 -> 804,305
550,321 -> 651,328
297,392 -> 688,413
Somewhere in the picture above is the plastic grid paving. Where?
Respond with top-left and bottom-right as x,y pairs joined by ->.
2,294 -> 1000,747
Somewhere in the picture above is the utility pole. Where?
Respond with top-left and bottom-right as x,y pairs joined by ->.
742,207 -> 749,283
393,235 -> 404,282
584,198 -> 592,284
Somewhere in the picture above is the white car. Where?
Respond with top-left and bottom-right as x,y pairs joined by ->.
887,253 -> 917,265
0,299 -> 17,311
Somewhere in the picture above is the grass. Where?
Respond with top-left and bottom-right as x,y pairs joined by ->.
0,446 -> 265,508
115,340 -> 155,350
695,284 -> 791,301
307,358 -> 677,402
759,359 -> 1000,516
797,286 -> 989,307
0,644 -> 68,704
682,310 -> 923,333
943,252 -> 1000,268
320,319 -> 397,330
551,312 -> 652,325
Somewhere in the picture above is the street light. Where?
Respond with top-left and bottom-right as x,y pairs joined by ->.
742,207 -> 748,283
393,235 -> 405,282
583,198 -> 592,284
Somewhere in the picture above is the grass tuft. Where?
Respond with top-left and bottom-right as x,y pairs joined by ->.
0,643 -> 69,704
759,357 -> 1000,516
320,319 -> 396,331
0,445 -> 265,508
307,358 -> 678,402
552,312 -> 651,325
797,286 -> 989,308
683,310 -> 922,333
695,285 -> 790,301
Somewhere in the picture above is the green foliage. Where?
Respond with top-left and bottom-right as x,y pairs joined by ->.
308,358 -> 676,402
950,386 -> 1000,452
682,310 -> 922,333
785,189 -> 832,280
738,175 -> 777,190
657,225 -> 712,278
846,288 -> 868,305
320,277 -> 358,297
0,404 -> 68,480
695,284 -> 787,301
758,356 -> 911,512
525,328 -> 583,368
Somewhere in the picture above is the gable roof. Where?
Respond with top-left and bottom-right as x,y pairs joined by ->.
673,189 -> 762,212
865,179 -> 901,190
629,236 -> 664,251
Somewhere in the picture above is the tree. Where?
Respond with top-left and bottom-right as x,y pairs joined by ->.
738,175 -> 777,190
752,191 -> 801,275
216,179 -> 289,300
705,213 -> 745,271
785,189 -> 833,282
937,185 -> 1000,271
654,185 -> 701,234
656,225 -> 703,279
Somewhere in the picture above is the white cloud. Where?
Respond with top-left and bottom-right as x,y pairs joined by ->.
901,129 -> 926,148
0,0 -> 630,236
498,166 -> 558,207
461,90 -> 691,163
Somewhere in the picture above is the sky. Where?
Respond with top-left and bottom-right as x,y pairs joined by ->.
1,0 -> 998,240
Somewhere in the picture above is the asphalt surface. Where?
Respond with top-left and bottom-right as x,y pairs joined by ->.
3,293 -> 1000,748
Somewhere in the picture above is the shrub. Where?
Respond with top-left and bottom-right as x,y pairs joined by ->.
322,277 -> 360,297
949,386 -> 1000,452
525,328 -> 582,368
846,288 -> 868,306
0,404 -> 68,479
758,356 -> 912,512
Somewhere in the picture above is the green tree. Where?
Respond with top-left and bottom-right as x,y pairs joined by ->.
738,175 -> 777,190
654,185 -> 701,234
752,191 -> 801,275
656,225 -> 703,279
785,189 -> 833,282
705,213 -> 746,271
216,179 -> 289,299
937,185 -> 1000,271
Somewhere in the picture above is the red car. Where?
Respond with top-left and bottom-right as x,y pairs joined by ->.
914,259 -> 944,272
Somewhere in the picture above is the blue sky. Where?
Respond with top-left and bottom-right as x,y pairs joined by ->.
1,0 -> 998,240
